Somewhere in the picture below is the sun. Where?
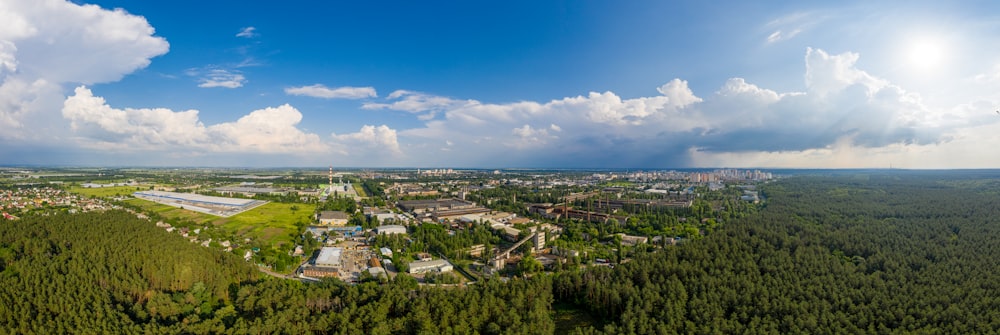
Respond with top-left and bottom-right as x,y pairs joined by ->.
905,37 -> 946,71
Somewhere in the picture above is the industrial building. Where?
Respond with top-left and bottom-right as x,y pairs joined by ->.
408,259 -> 454,274
396,198 -> 476,214
376,225 -> 407,235
315,247 -> 343,268
317,211 -> 350,225
132,190 -> 265,217
212,185 -> 286,196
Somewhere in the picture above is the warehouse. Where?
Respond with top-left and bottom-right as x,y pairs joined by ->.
408,259 -> 453,274
376,224 -> 407,235
314,247 -> 343,268
132,190 -> 265,217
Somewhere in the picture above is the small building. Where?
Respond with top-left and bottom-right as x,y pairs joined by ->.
492,224 -> 522,242
615,233 -> 649,246
467,244 -> 485,258
552,245 -> 580,258
533,230 -> 546,251
376,224 -> 407,235
416,252 -> 433,262
380,247 -> 393,258
367,266 -> 387,279
317,211 -> 350,226
326,225 -> 363,238
408,259 -> 454,274
302,267 -> 339,278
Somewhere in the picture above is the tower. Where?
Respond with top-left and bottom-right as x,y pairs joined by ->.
329,165 -> 333,191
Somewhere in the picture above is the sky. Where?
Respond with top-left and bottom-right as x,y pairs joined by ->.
2,0 -> 1000,169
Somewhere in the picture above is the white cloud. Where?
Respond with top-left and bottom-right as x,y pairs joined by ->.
510,124 -> 558,149
688,121 -> 1000,169
385,47 -> 992,168
763,11 -> 821,44
207,104 -> 327,152
236,26 -> 257,38
197,69 -> 246,88
0,0 -> 168,140
285,84 -> 377,99
363,90 -> 474,120
766,29 -> 802,43
62,86 -> 327,153
656,79 -> 703,108
804,48 -> 886,96
331,124 -> 402,156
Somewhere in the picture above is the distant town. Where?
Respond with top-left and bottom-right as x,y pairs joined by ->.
0,167 -> 772,285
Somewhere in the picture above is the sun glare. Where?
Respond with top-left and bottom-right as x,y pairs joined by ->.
905,37 -> 946,71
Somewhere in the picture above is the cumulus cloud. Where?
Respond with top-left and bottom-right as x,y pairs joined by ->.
236,26 -> 257,38
62,86 -> 327,153
331,124 -> 403,156
196,69 -> 246,88
285,84 -> 377,99
383,47 -> 982,167
0,0 -> 168,139
510,124 -> 559,149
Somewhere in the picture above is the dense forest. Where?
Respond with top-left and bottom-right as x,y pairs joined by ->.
5,173 -> 1000,333
555,173 -> 1000,333
0,212 -> 553,334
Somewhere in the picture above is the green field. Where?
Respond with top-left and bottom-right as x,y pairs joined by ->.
124,198 -> 217,224
352,183 -> 368,197
70,185 -> 149,198
214,202 -> 316,249
601,181 -> 635,187
124,198 -> 316,250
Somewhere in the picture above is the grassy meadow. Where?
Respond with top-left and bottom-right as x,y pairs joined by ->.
69,185 -> 149,198
123,198 -> 316,250
215,202 -> 317,250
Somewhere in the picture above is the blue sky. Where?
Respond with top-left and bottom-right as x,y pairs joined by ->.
2,0 -> 1000,168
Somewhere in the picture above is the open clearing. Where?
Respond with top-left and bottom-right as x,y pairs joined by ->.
125,198 -> 315,248
70,185 -> 148,198
214,202 -> 317,249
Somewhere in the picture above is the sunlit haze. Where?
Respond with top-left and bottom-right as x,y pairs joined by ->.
2,0 -> 1000,168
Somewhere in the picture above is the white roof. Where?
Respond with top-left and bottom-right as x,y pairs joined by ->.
315,247 -> 342,267
408,259 -> 451,270
133,190 -> 256,207
377,225 -> 407,233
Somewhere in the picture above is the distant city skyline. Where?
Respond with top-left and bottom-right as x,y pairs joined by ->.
2,1 -> 1000,168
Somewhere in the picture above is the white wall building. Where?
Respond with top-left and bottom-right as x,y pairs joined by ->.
408,259 -> 453,274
